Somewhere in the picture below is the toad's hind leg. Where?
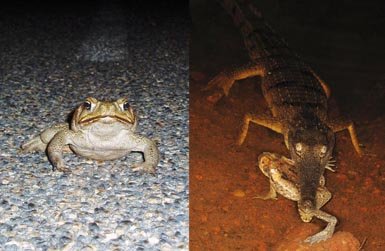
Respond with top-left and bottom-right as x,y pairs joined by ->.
304,188 -> 336,244
21,136 -> 47,152
304,209 -> 337,244
237,112 -> 283,146
22,123 -> 69,152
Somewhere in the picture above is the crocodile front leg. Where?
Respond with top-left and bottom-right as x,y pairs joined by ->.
310,69 -> 331,99
237,112 -> 283,145
327,117 -> 362,156
203,63 -> 265,103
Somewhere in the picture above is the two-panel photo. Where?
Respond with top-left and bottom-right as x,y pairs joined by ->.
1,0 -> 384,250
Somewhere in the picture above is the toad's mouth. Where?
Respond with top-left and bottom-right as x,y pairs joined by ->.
79,115 -> 135,125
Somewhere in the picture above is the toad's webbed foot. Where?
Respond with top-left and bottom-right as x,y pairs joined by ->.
304,225 -> 334,244
254,183 -> 278,200
254,193 -> 278,200
132,163 -> 156,174
55,165 -> 71,173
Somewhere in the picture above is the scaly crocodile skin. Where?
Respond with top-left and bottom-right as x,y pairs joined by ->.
205,0 -> 362,236
217,0 -> 332,212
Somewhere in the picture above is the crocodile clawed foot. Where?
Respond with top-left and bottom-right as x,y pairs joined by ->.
229,141 -> 243,153
236,132 -> 247,146
355,143 -> 378,158
358,146 -> 377,158
202,71 -> 237,104
206,90 -> 224,104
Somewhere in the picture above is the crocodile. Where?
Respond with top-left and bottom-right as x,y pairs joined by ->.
256,152 -> 337,244
204,0 -> 362,236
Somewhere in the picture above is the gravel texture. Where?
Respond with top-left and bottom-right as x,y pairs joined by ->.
0,1 -> 188,250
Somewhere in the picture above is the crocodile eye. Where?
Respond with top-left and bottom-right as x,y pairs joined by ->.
295,143 -> 302,152
123,102 -> 130,111
84,101 -> 92,110
320,145 -> 327,157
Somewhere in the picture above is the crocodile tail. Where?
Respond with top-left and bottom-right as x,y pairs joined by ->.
218,0 -> 291,60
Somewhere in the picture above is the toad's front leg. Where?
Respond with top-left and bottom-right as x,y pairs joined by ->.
254,182 -> 278,200
130,135 -> 159,174
47,130 -> 75,172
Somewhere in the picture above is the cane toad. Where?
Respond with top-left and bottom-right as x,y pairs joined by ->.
22,97 -> 159,173
256,152 -> 337,244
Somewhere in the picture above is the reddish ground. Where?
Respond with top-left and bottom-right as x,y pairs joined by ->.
190,1 -> 385,250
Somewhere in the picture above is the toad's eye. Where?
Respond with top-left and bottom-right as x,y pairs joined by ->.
260,156 -> 270,166
123,102 -> 130,110
295,143 -> 302,152
84,101 -> 92,110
